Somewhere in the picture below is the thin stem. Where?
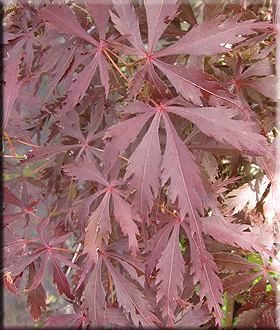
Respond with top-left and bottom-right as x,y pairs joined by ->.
90,146 -> 129,162
108,60 -> 122,87
4,131 -> 17,157
51,246 -> 82,254
28,211 -> 55,233
24,235 -> 53,244
39,123 -> 57,145
136,56 -> 142,69
139,93 -> 160,107
108,270 -> 114,305
153,202 -> 179,219
105,47 -> 131,68
103,49 -> 130,84
13,139 -> 39,148
25,159 -> 54,177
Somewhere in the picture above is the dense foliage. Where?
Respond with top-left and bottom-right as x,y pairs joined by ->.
2,0 -> 280,328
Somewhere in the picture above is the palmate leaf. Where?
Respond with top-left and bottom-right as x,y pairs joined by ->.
103,255 -> 160,327
175,302 -> 212,328
222,272 -> 263,299
154,16 -> 273,57
124,112 -> 161,221
155,222 -> 185,326
6,217 -> 78,299
166,104 -> 270,156
25,263 -> 47,323
3,55 -> 22,130
105,101 -> 207,228
154,60 -> 235,106
64,157 -> 139,255
82,258 -> 106,327
182,222 -> 224,326
39,2 -> 112,109
39,3 -> 99,46
144,0 -> 180,54
111,0 -> 274,107
161,112 -> 205,225
145,220 -> 174,282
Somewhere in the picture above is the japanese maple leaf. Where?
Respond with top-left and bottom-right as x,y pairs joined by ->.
22,109 -> 104,165
25,263 -> 47,323
104,98 -> 271,227
5,217 -> 79,299
155,221 -> 185,326
4,10 -> 44,72
63,156 -> 139,283
45,301 -> 86,328
212,55 -> 277,110
3,56 -> 23,131
102,253 -> 160,327
82,242 -> 158,327
182,222 -> 224,326
39,2 -> 113,115
3,185 -> 39,226
111,0 -> 273,105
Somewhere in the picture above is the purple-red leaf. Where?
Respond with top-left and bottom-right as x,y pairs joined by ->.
175,303 -> 212,328
86,0 -> 112,40
39,3 -> 99,46
103,256 -> 160,327
3,56 -> 22,130
161,112 -> 205,224
111,190 -> 139,255
155,17 -> 272,57
155,222 -> 185,326
63,157 -> 108,187
145,221 -> 174,282
50,251 -> 74,299
222,272 -> 263,299
25,264 -> 47,323
83,191 -> 111,267
167,105 -> 269,155
144,0 -> 179,54
103,110 -> 154,173
182,222 -> 224,326
111,0 -> 146,55
83,259 -> 106,327
125,112 -> 161,221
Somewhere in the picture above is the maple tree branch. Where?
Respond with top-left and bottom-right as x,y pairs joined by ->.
225,298 -> 235,329
66,242 -> 82,277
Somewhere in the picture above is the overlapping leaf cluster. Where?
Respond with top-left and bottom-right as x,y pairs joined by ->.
2,0 -> 280,328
